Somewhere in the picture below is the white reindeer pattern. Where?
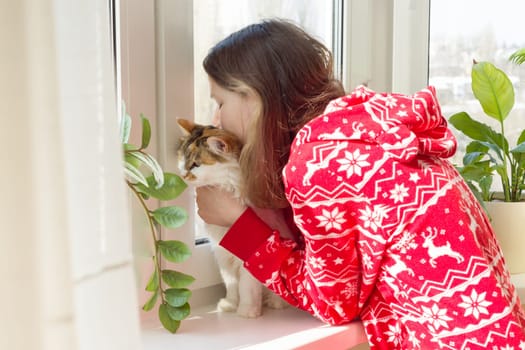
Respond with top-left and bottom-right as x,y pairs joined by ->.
317,121 -> 366,141
422,227 -> 464,268
386,253 -> 415,278
302,141 -> 348,186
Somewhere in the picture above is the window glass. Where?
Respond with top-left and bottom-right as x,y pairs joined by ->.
429,0 -> 525,166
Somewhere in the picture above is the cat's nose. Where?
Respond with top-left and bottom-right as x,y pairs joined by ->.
183,172 -> 196,181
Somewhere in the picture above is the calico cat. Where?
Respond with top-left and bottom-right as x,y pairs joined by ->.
176,118 -> 287,318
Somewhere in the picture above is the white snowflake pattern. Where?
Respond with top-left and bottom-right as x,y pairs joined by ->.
384,95 -> 398,108
393,231 -> 417,253
407,329 -> 420,348
342,283 -> 358,299
324,99 -> 349,113
354,88 -> 371,99
315,207 -> 346,231
458,289 -> 492,319
421,304 -> 452,330
500,345 -> 515,350
358,205 -> 389,232
336,149 -> 371,177
362,253 -> 373,270
385,323 -> 402,346
396,110 -> 408,117
308,256 -> 327,269
417,159 -> 433,174
389,183 -> 410,203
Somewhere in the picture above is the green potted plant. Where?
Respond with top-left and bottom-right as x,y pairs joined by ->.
120,104 -> 194,333
449,48 -> 525,274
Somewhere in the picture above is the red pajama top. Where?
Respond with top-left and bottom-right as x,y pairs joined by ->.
220,86 -> 525,349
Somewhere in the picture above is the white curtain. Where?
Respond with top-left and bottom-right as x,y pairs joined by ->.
0,0 -> 142,349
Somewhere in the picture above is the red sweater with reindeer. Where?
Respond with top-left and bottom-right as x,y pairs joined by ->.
220,85 -> 525,349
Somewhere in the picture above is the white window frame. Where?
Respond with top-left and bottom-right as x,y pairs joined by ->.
341,0 -> 430,94
119,0 -> 225,310
155,0 -> 226,298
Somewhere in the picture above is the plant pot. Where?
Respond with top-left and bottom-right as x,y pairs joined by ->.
484,201 -> 525,274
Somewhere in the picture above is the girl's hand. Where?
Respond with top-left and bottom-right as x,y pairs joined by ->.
195,186 -> 294,239
195,186 -> 247,227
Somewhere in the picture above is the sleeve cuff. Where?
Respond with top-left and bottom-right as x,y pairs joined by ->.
219,207 -> 274,261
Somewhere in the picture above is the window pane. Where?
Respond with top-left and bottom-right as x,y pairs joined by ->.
192,0 -> 335,241
194,0 -> 334,125
429,0 -> 525,166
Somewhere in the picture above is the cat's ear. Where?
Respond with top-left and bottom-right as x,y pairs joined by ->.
177,118 -> 195,135
207,136 -> 229,154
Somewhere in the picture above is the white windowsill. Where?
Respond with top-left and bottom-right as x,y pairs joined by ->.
141,303 -> 368,350
142,274 -> 525,350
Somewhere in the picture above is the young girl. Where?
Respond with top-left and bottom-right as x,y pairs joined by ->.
196,19 -> 525,349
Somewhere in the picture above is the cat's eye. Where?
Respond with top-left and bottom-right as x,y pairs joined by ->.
189,162 -> 198,170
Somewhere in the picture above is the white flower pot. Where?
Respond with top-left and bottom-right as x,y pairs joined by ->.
484,201 -> 525,274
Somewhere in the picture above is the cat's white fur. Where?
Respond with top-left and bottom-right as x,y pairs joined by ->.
177,124 -> 287,318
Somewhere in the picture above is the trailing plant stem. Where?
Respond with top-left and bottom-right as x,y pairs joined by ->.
126,181 -> 165,302
511,160 -> 524,201
499,120 -> 512,201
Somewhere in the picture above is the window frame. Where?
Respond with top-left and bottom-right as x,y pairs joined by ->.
341,0 -> 430,93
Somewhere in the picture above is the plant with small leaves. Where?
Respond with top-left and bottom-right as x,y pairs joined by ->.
449,48 -> 525,203
120,103 -> 194,333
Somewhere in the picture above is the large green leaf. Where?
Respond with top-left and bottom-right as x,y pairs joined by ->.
478,175 -> 493,201
158,303 -> 181,333
157,240 -> 191,263
462,151 -> 486,166
164,288 -> 192,307
509,48 -> 525,65
511,142 -> 525,154
152,207 -> 188,229
126,151 -> 164,188
140,114 -> 152,150
471,61 -> 515,122
449,112 -> 505,148
511,142 -> 525,170
142,290 -> 159,311
120,102 -> 132,144
145,267 -> 159,292
165,303 -> 190,321
137,173 -> 187,201
517,130 -> 525,145
458,161 -> 492,182
161,269 -> 195,288
124,161 -> 148,187
465,140 -> 489,154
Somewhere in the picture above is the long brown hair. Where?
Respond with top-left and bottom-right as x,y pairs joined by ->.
203,19 -> 345,208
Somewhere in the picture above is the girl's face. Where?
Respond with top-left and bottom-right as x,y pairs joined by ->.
208,76 -> 260,143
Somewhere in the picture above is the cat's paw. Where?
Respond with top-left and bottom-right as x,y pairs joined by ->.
264,294 -> 289,309
217,298 -> 237,312
236,304 -> 262,318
